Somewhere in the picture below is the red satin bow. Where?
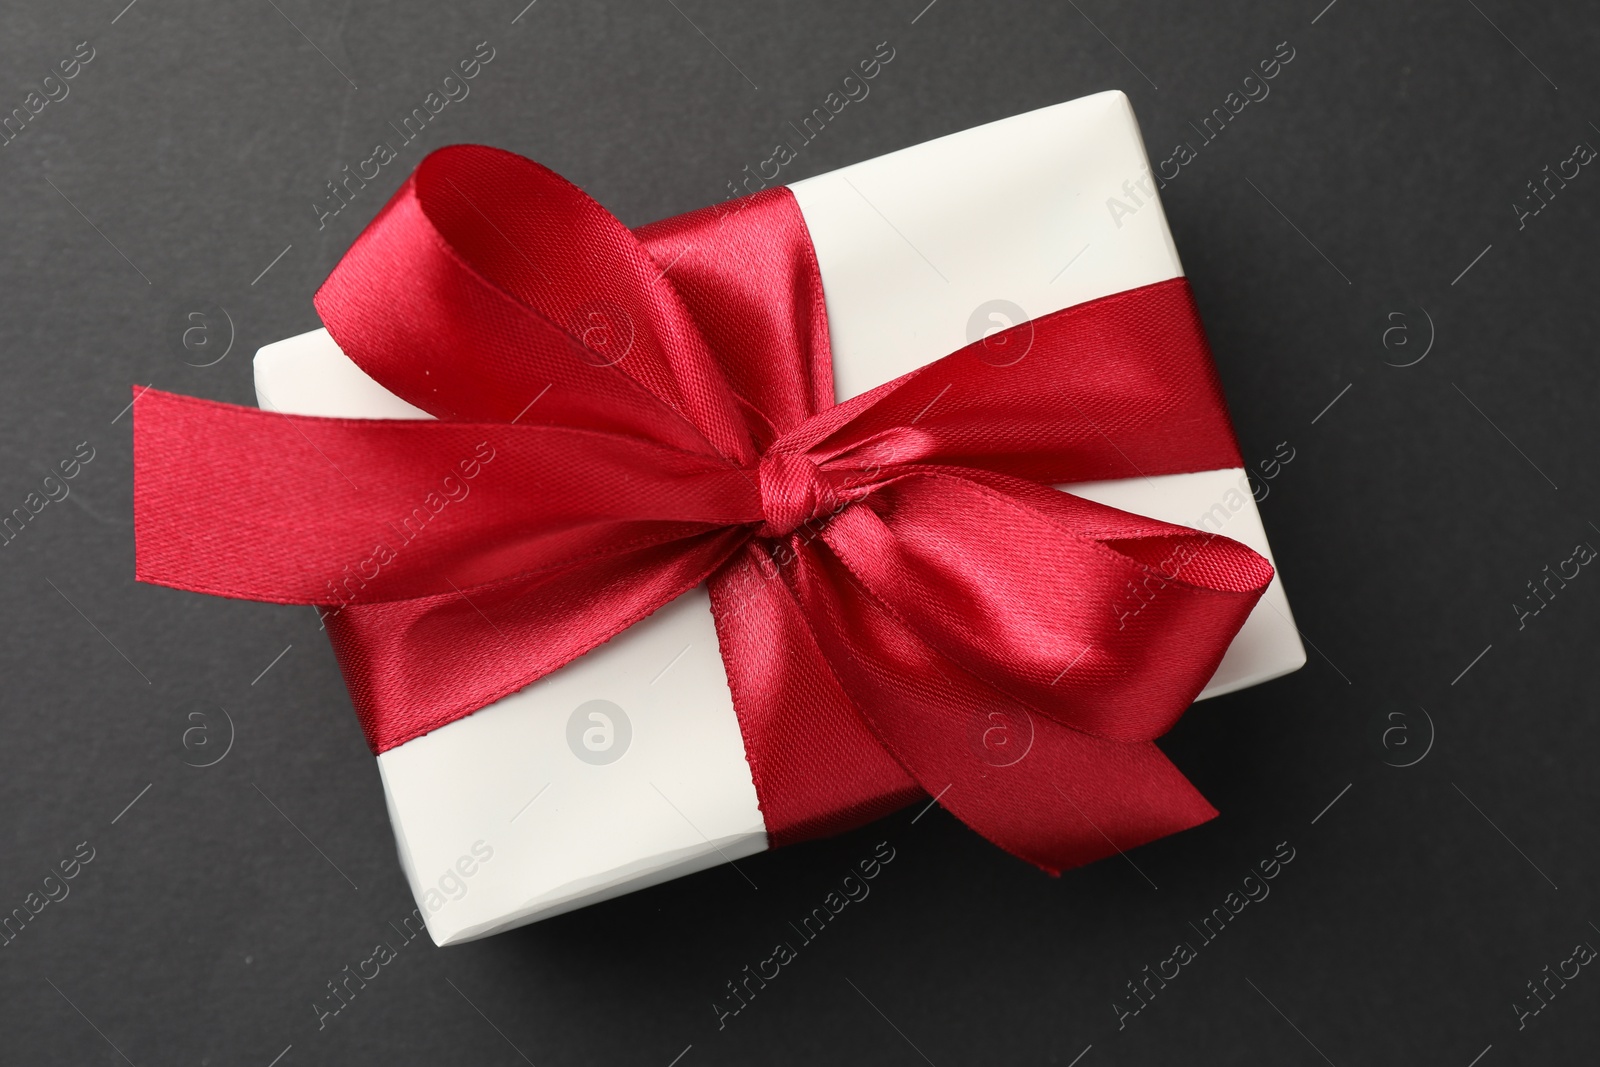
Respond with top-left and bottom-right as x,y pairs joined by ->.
134,145 -> 1273,873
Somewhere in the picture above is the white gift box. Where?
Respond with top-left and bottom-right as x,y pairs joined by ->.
255,90 -> 1305,945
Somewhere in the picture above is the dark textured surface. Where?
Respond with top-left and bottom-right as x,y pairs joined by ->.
2,1 -> 1597,1064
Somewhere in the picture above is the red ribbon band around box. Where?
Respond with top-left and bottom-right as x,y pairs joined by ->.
133,145 -> 1273,873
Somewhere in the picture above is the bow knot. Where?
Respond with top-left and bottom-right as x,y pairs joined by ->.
756,452 -> 840,539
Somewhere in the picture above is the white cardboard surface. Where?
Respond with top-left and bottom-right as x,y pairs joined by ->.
256,91 -> 1303,945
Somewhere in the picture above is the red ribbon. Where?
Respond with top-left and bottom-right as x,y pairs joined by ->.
134,145 -> 1273,873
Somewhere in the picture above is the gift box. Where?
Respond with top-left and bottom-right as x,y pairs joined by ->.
215,90 -> 1301,945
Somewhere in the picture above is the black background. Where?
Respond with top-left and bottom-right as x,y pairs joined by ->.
2,1 -> 1597,1064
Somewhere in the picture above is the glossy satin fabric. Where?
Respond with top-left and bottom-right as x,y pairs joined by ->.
134,145 -> 1273,872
